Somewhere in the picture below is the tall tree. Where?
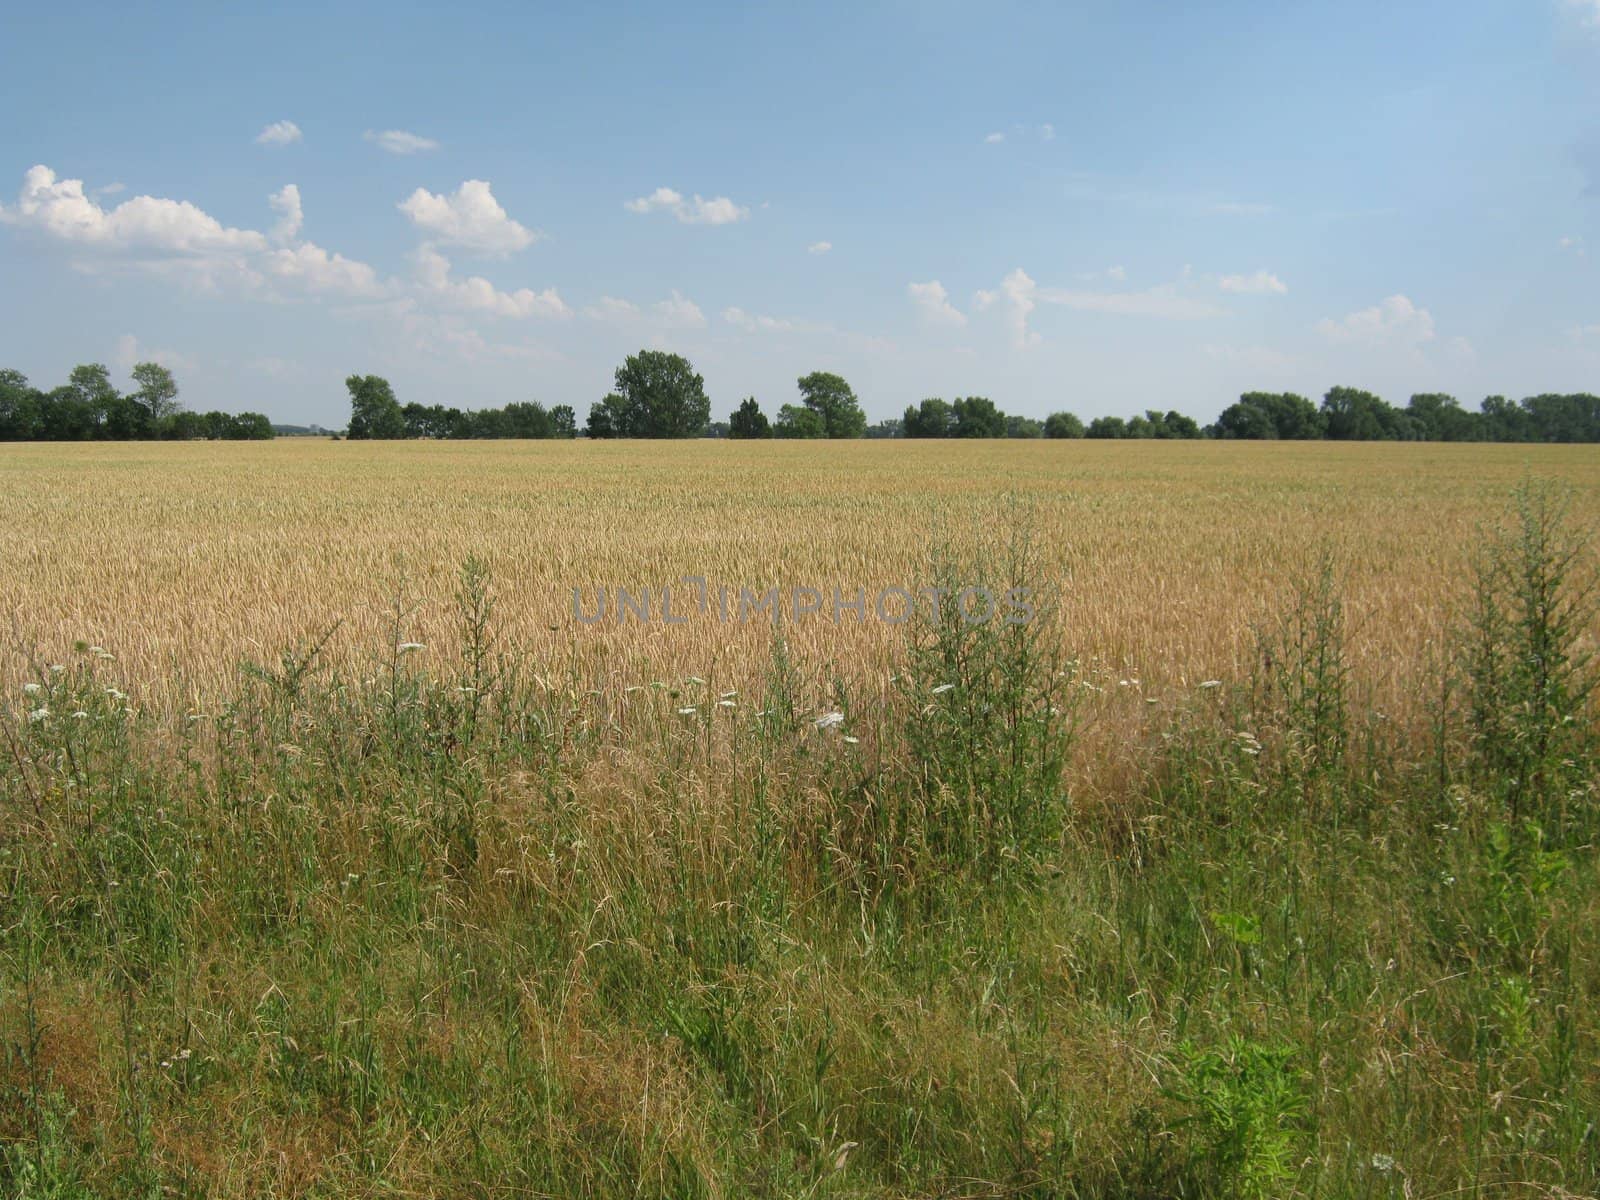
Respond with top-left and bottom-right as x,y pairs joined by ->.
132,362 -> 181,422
596,350 -> 711,438
345,374 -> 406,439
796,371 -> 866,438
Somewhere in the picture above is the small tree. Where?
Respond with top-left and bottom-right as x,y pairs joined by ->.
729,397 -> 771,439
774,403 -> 826,439
904,398 -> 953,438
1044,411 -> 1085,439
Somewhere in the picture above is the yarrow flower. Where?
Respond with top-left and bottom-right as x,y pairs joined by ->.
27,707 -> 49,724
22,682 -> 42,696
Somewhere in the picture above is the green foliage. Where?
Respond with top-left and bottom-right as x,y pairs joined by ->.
1042,411 -> 1084,438
795,370 -> 866,438
587,349 -> 710,438
727,396 -> 770,439
773,402 -> 825,439
1461,478 -> 1597,830
345,373 -> 406,439
1162,1037 -> 1307,1199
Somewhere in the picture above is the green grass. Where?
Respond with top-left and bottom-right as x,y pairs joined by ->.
0,483 -> 1595,1198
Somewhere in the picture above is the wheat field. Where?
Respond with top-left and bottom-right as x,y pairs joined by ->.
3,437 -> 1596,735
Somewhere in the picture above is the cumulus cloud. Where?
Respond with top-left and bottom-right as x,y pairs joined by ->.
266,241 -> 386,297
583,296 -> 640,321
0,165 -> 267,254
1316,294 -> 1436,346
970,267 -> 1226,346
1218,269 -> 1287,294
398,180 -> 538,255
412,245 -> 568,318
653,289 -> 707,327
722,306 -> 796,333
807,240 -> 832,255
624,186 -> 749,225
364,129 -> 440,155
268,183 -> 303,245
984,132 -> 1006,144
255,120 -> 302,146
907,280 -> 967,326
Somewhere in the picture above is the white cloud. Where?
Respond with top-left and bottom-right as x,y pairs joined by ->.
95,182 -> 125,196
971,267 -> 1227,346
984,132 -> 1006,144
1316,294 -> 1435,346
255,120 -> 302,146
624,186 -> 749,225
398,180 -> 537,255
583,296 -> 640,321
907,280 -> 967,326
723,306 -> 796,333
998,269 -> 1039,347
654,289 -> 706,327
364,129 -> 440,155
0,165 -> 267,254
266,241 -> 386,298
1106,265 -> 1126,282
807,240 -> 832,255
1040,123 -> 1055,142
1218,269 -> 1287,295
114,333 -> 196,374
412,245 -> 567,317
1560,235 -> 1586,258
268,183 -> 302,245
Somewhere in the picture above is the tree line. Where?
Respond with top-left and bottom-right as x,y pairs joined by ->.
0,364 -> 273,441
346,351 -> 1600,443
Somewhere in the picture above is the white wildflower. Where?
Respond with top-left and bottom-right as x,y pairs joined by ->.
930,683 -> 956,695
677,706 -> 698,715
22,682 -> 42,696
27,707 -> 49,724
396,642 -> 425,654
814,712 -> 845,730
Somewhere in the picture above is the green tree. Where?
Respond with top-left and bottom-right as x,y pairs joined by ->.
1043,411 -> 1085,439
729,397 -> 771,439
596,350 -> 711,438
903,398 -> 953,438
774,403 -> 826,439
796,371 -> 866,438
1086,415 -> 1128,439
131,362 -> 180,423
952,395 -> 1007,438
345,375 -> 405,439
1006,414 -> 1043,438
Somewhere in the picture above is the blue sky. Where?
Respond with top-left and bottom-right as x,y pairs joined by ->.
1,0 -> 1597,426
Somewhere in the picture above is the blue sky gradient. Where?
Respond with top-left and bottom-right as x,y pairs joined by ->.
2,0 -> 1597,426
